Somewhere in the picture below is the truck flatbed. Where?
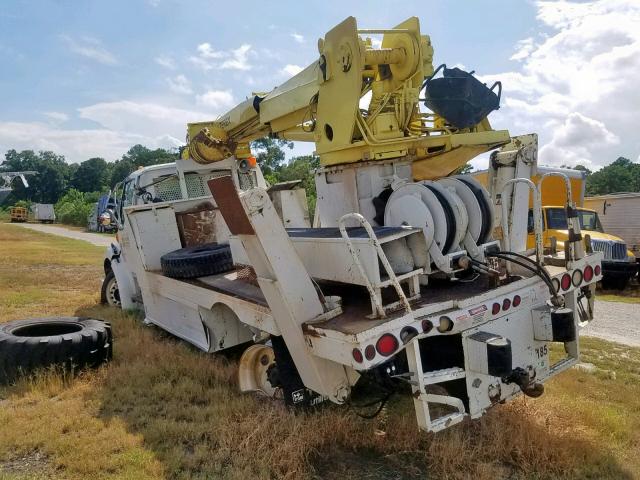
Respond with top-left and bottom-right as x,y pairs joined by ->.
302,263 -> 569,342
191,271 -> 267,307
157,261 -> 567,342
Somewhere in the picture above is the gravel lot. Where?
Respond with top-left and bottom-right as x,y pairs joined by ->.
582,300 -> 640,347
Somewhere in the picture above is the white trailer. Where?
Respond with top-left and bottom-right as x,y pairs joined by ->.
32,203 -> 55,223
585,192 -> 640,256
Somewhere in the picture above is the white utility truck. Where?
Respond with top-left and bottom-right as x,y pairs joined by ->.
102,16 -> 602,433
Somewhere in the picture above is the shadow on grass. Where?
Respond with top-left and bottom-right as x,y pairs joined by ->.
76,304 -> 634,480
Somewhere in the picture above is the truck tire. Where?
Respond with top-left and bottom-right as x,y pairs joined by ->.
101,271 -> 121,307
0,317 -> 113,384
161,243 -> 233,279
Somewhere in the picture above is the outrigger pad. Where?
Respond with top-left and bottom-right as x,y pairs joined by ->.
423,64 -> 501,130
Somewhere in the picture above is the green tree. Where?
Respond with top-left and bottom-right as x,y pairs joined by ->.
453,163 -> 474,175
2,150 -> 71,203
585,157 -> 640,195
573,164 -> 592,176
251,137 -> 293,177
109,145 -> 178,187
71,157 -> 109,192
277,154 -> 320,214
54,189 -> 97,226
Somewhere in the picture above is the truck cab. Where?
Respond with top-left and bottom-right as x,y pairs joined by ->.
102,159 -> 253,308
527,206 -> 637,288
102,158 -> 308,309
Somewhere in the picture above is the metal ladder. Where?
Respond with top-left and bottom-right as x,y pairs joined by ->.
338,213 -> 419,318
404,338 -> 467,432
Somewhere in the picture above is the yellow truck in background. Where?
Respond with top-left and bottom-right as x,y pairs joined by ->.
9,206 -> 28,223
474,167 -> 638,289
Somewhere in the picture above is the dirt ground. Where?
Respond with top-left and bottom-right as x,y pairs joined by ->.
1,224 -> 639,480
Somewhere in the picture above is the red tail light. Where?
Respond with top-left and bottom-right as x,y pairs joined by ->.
376,334 -> 399,357
513,295 -> 521,307
584,265 -> 594,282
594,265 -> 601,276
364,345 -> 376,361
352,348 -> 363,363
561,273 -> 571,291
492,303 -> 501,315
502,298 -> 511,311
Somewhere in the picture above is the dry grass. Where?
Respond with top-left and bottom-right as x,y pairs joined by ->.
0,223 -> 639,479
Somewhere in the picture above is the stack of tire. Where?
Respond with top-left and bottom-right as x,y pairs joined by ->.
0,317 -> 113,383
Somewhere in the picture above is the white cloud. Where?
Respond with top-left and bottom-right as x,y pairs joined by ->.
197,42 -> 226,59
60,35 -> 117,65
190,43 -> 253,71
43,111 -> 69,123
0,100 -> 215,162
155,55 -> 176,69
291,33 -> 304,44
167,74 -> 193,95
220,44 -> 252,70
281,64 -> 303,77
370,37 -> 383,49
78,100 -> 210,139
196,90 -> 235,110
0,120 -> 174,163
479,0 -> 640,169
510,37 -> 536,62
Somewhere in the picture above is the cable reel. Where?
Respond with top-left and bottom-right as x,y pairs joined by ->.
423,180 -> 468,252
384,182 -> 464,277
436,175 -> 497,261
454,175 -> 494,245
382,175 -> 496,279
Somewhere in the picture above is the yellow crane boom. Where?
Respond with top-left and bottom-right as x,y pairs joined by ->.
185,16 -> 510,180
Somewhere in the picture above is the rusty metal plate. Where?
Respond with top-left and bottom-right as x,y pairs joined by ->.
176,203 -> 217,247
208,176 -> 255,235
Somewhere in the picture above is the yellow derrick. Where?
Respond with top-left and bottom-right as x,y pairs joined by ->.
185,16 -> 510,177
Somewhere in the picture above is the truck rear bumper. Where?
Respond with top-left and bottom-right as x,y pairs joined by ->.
303,253 -> 602,433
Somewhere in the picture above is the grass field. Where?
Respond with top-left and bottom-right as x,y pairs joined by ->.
1,223 -> 639,480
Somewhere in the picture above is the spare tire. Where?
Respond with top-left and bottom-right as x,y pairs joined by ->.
0,317 -> 113,384
161,243 -> 233,279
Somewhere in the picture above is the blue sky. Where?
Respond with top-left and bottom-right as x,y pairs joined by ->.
1,0 -> 638,169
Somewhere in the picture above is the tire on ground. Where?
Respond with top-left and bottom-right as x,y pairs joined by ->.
160,243 -> 233,279
0,317 -> 113,384
101,270 -> 121,307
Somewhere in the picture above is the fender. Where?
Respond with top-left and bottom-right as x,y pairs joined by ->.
104,242 -> 141,311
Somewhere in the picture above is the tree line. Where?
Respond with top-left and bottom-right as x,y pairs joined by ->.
0,139 -> 320,224
1,140 -> 638,226
565,157 -> 640,196
1,145 -> 179,205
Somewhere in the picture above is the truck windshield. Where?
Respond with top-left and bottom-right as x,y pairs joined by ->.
545,208 -> 604,232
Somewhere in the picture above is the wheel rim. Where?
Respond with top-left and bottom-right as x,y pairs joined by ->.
238,344 -> 276,397
107,277 -> 121,307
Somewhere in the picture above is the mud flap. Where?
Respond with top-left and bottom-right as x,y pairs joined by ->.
270,336 -> 327,407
